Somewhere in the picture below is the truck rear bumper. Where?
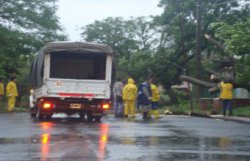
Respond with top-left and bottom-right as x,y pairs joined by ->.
35,97 -> 110,116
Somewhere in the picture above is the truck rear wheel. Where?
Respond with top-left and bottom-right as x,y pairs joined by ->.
30,106 -> 37,118
38,114 -> 44,120
94,116 -> 101,122
45,114 -> 53,120
87,114 -> 93,122
79,112 -> 85,120
36,109 -> 44,120
30,113 -> 36,118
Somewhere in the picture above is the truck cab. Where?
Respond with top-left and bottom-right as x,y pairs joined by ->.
29,42 -> 114,121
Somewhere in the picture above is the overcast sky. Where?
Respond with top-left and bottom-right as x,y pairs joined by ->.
57,0 -> 163,41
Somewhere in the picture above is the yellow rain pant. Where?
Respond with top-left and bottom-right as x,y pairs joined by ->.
149,110 -> 159,119
7,96 -> 16,112
124,100 -> 136,117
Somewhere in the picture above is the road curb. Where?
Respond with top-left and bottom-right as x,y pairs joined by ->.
164,112 -> 250,124
211,115 -> 250,123
189,112 -> 211,118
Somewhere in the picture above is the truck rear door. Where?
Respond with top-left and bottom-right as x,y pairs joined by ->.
44,50 -> 112,99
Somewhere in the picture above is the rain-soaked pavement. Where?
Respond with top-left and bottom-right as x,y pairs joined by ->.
0,113 -> 250,161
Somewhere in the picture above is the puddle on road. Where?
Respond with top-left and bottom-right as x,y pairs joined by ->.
107,135 -> 250,151
0,133 -> 101,161
0,133 -> 87,144
0,135 -> 250,161
104,135 -> 250,161
0,124 -> 110,161
1,120 -> 250,161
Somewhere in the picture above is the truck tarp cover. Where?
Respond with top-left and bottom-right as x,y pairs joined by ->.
30,42 -> 113,88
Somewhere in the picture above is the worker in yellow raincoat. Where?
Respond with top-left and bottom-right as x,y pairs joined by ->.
122,78 -> 137,118
219,80 -> 233,116
0,78 -> 4,108
6,77 -> 19,112
149,83 -> 161,119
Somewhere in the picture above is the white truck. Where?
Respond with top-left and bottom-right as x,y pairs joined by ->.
29,42 -> 114,121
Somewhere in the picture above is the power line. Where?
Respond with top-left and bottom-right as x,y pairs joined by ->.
210,0 -> 238,6
199,0 -> 249,7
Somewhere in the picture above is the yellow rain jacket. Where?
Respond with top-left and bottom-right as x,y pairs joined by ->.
122,78 -> 137,101
6,81 -> 19,97
0,82 -> 4,96
151,84 -> 160,102
219,82 -> 233,99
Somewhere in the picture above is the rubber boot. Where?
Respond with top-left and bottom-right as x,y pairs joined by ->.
142,112 -> 149,120
152,110 -> 160,119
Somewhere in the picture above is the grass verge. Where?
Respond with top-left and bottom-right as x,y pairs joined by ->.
159,101 -> 250,117
233,106 -> 250,117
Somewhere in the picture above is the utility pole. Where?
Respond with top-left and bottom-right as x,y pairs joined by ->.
183,69 -> 194,112
195,0 -> 202,99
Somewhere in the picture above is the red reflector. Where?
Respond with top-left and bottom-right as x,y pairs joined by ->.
102,104 -> 110,110
43,102 -> 53,109
84,94 -> 94,98
58,93 -> 94,98
58,93 -> 82,97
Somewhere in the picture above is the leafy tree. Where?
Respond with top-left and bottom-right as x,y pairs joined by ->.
211,19 -> 250,56
0,0 -> 66,100
154,0 -> 250,101
81,17 -> 157,79
81,0 -> 250,103
211,18 -> 250,88
157,0 -> 250,74
81,17 -> 136,60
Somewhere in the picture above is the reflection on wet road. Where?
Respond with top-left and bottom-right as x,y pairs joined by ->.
0,113 -> 250,161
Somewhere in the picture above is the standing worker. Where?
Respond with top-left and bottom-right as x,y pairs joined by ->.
6,77 -> 19,112
137,77 -> 153,120
122,78 -> 137,118
149,82 -> 161,119
219,79 -> 233,116
113,78 -> 124,117
0,78 -> 4,108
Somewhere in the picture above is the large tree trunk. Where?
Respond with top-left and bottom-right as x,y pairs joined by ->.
180,75 -> 250,93
180,75 -> 215,88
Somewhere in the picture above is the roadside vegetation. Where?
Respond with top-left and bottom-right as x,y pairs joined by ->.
159,100 -> 250,118
1,95 -> 250,118
232,106 -> 250,117
0,0 -> 250,115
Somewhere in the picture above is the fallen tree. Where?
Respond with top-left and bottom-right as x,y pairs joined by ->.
180,75 -> 250,93
180,33 -> 250,93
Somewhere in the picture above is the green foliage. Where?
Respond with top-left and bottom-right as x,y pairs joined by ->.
0,0 -> 67,98
211,19 -> 250,56
162,100 -> 205,114
233,106 -> 250,117
81,17 -> 158,80
81,0 -> 250,104
82,17 -> 136,60
158,93 -> 170,107
211,19 -> 250,87
158,0 -> 250,70
160,101 -> 190,114
235,56 -> 250,87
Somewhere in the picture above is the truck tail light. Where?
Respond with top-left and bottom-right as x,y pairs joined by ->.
101,103 -> 110,110
43,102 -> 54,109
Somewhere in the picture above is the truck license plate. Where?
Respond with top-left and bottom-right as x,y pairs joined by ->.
70,104 -> 82,109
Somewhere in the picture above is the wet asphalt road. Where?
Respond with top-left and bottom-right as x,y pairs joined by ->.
0,113 -> 250,161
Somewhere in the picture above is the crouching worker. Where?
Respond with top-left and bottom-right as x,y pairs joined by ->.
122,78 -> 137,118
